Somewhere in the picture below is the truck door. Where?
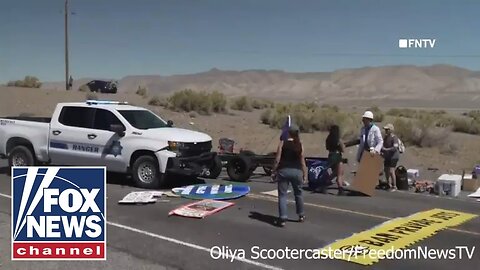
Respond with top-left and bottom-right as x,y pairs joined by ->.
89,108 -> 127,171
49,106 -> 97,165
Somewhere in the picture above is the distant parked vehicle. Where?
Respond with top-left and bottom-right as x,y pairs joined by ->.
86,80 -> 118,93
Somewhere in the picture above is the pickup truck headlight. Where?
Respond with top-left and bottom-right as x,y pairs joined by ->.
168,141 -> 184,152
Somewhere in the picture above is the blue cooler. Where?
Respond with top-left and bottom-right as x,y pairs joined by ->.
306,158 -> 332,190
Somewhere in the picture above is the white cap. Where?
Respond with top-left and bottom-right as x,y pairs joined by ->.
362,111 -> 374,119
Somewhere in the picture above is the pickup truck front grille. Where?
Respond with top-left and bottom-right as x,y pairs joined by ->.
179,141 -> 212,157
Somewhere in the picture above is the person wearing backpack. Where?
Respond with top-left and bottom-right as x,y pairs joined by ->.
381,123 -> 400,191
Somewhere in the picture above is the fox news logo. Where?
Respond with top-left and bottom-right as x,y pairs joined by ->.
11,167 -> 106,260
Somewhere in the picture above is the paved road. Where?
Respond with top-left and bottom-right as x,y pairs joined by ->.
0,161 -> 479,270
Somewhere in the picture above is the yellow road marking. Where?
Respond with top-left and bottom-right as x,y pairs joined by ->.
247,193 -> 480,237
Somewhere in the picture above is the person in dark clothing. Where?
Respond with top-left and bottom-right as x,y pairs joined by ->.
325,125 -> 346,195
271,124 -> 307,227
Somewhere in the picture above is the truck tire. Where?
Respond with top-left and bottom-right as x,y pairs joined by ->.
131,155 -> 165,189
9,145 -> 35,167
206,155 -> 223,179
227,155 -> 252,182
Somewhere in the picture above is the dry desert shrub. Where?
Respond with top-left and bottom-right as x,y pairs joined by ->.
230,96 -> 253,112
148,96 -> 167,107
7,76 -> 42,88
86,92 -> 98,100
78,84 -> 89,92
136,86 -> 148,98
166,89 -> 227,115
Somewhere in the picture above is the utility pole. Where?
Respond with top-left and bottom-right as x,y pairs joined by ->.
65,0 -> 69,90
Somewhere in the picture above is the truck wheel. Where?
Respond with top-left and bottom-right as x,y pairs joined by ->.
132,155 -> 165,189
9,145 -> 35,167
227,155 -> 252,182
206,155 -> 223,179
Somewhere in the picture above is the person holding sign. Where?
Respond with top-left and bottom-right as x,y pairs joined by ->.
345,111 -> 384,162
271,123 -> 308,227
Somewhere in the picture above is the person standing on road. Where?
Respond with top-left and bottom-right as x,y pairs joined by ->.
325,125 -> 346,195
345,111 -> 383,163
271,124 -> 307,227
381,123 -> 400,191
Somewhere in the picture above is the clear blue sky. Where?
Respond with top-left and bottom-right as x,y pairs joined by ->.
1,0 -> 480,83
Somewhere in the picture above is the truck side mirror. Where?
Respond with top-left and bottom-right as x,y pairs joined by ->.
167,120 -> 174,127
110,124 -> 126,137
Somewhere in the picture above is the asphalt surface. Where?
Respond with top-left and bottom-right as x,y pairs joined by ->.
0,161 -> 479,270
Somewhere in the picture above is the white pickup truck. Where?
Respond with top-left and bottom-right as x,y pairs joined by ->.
0,100 -> 222,188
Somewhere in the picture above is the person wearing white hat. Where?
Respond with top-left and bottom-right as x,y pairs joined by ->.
352,111 -> 384,163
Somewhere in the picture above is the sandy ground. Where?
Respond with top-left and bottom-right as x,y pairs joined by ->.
1,86 -> 479,179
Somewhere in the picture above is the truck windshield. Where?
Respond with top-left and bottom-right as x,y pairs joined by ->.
118,110 -> 168,129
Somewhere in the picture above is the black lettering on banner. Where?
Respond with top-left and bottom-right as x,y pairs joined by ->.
403,221 -> 425,230
370,233 -> 402,244
412,219 -> 442,226
359,239 -> 384,247
430,212 -> 460,221
388,227 -> 412,235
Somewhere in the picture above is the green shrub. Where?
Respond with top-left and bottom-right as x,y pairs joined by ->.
251,99 -> 274,110
166,89 -> 227,115
466,110 -> 480,120
230,96 -> 253,112
136,86 -> 148,97
209,91 -> 227,113
367,106 -> 384,122
321,104 -> 339,112
387,108 -> 417,118
86,93 -> 98,100
7,76 -> 42,88
393,117 -> 450,148
449,118 -> 480,135
259,102 -> 356,134
261,109 -> 272,124
149,96 -> 167,107
78,84 -> 89,92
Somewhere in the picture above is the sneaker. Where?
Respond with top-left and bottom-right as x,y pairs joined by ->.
298,215 -> 306,223
390,187 -> 398,192
277,218 -> 286,227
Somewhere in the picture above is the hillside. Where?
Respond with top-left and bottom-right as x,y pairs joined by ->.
40,64 -> 480,108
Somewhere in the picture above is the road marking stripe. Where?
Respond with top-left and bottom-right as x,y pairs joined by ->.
0,192 -> 282,270
247,193 -> 480,236
2,192 -> 479,237
107,221 -> 283,270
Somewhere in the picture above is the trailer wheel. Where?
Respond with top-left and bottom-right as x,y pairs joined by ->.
131,155 -> 165,189
227,155 -> 252,182
205,155 -> 223,179
9,145 -> 35,167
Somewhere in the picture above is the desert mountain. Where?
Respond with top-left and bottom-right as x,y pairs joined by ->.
42,64 -> 480,107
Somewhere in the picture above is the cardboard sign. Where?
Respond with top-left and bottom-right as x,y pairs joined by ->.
118,191 -> 163,204
172,183 -> 250,200
347,152 -> 383,196
168,199 -> 234,219
468,187 -> 480,198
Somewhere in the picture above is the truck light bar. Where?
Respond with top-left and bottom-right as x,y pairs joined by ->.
86,100 -> 129,105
